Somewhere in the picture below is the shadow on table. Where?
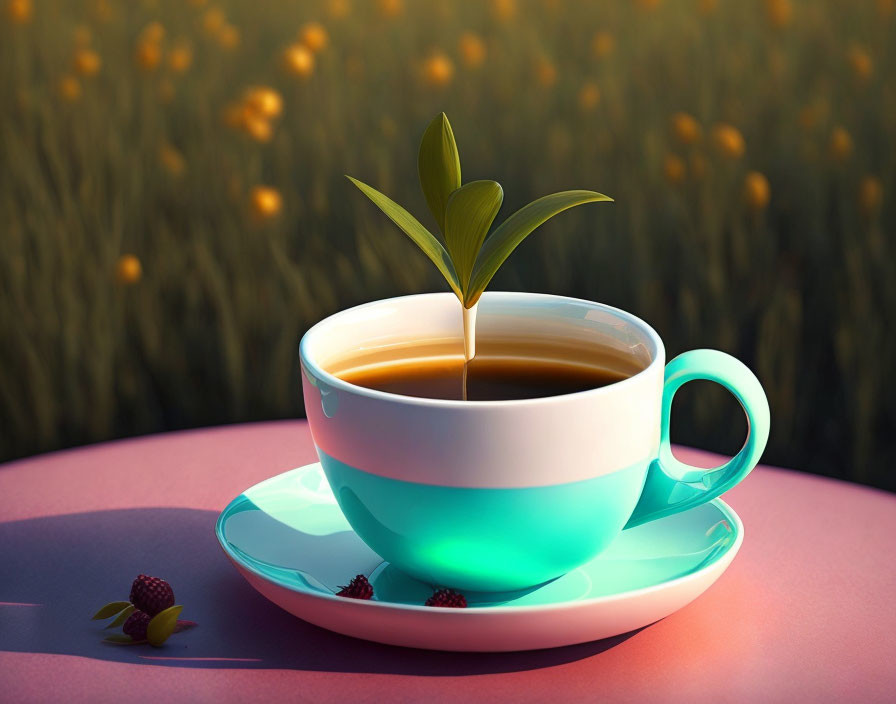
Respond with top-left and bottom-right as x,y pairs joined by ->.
0,508 -> 642,674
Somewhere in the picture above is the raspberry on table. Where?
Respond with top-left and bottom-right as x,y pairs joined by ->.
122,610 -> 151,641
129,574 -> 175,616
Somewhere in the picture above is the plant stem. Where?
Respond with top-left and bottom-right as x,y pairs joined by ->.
462,302 -> 478,362
461,302 -> 478,402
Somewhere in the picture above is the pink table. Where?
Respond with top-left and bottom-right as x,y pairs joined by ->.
1,421 -> 894,702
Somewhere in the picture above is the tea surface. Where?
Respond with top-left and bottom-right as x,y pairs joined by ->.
335,355 -> 633,401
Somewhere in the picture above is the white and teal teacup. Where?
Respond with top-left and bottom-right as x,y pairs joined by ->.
300,292 -> 769,592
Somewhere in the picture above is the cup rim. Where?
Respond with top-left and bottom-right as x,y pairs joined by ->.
299,291 -> 665,408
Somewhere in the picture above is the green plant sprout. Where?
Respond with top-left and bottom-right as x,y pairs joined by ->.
347,112 -> 612,359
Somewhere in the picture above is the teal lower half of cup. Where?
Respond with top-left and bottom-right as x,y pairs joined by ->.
317,450 -> 650,592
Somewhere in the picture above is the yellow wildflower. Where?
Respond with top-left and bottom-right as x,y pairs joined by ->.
202,8 -> 225,35
136,41 -> 162,71
116,255 -> 142,284
698,0 -> 718,15
635,0 -> 662,10
458,32 -> 486,69
6,0 -> 32,23
140,21 -> 165,44
578,82 -> 600,111
744,171 -> 770,211
74,48 -> 101,76
878,0 -> 895,18
282,43 -> 315,77
222,102 -> 247,129
245,86 -> 283,119
491,0 -> 516,22
765,0 -> 792,29
243,115 -> 273,142
858,176 -> 883,216
58,75 -> 81,101
663,154 -> 686,185
671,112 -> 701,145
328,0 -> 350,19
250,186 -> 282,218
591,31 -> 615,59
299,22 -> 328,53
92,0 -> 114,22
829,126 -> 853,162
423,52 -> 454,86
159,143 -> 186,177
223,94 -> 279,142
217,24 -> 240,50
535,57 -> 557,88
712,124 -> 745,159
377,0 -> 402,18
847,45 -> 873,82
167,42 -> 193,73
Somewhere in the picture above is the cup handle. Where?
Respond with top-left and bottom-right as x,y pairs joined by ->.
624,349 -> 770,529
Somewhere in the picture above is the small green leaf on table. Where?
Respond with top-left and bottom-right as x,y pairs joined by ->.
91,601 -> 132,620
147,605 -> 183,647
106,603 -> 136,629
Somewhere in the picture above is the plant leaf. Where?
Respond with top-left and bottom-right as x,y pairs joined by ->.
106,603 -> 136,629
443,180 -> 504,304
346,175 -> 461,298
103,634 -> 146,645
468,190 -> 613,305
91,601 -> 132,620
147,605 -> 182,647
418,112 -> 462,234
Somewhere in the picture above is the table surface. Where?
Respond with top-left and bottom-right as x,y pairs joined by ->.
1,421 -> 894,703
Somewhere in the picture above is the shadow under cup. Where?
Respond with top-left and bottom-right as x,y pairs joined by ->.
300,292 -> 665,592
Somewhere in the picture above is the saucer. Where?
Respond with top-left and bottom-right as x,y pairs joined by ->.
216,463 -> 743,651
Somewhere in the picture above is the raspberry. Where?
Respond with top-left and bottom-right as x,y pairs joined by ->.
129,574 -> 175,616
122,610 -> 151,641
336,574 -> 373,599
425,588 -> 467,608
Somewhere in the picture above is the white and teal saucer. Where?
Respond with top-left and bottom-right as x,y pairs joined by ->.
216,463 -> 743,652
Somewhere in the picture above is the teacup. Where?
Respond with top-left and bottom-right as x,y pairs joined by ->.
300,292 -> 769,592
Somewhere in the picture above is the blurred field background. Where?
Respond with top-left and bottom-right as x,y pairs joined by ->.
1,0 -> 894,490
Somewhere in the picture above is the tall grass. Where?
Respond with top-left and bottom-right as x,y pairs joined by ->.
1,0 -> 893,490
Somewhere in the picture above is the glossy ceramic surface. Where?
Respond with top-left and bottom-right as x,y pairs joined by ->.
321,450 -> 649,592
300,292 -> 664,490
216,463 -> 744,652
299,292 -> 768,591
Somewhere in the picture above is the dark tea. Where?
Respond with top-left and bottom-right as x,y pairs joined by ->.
330,341 -> 643,401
